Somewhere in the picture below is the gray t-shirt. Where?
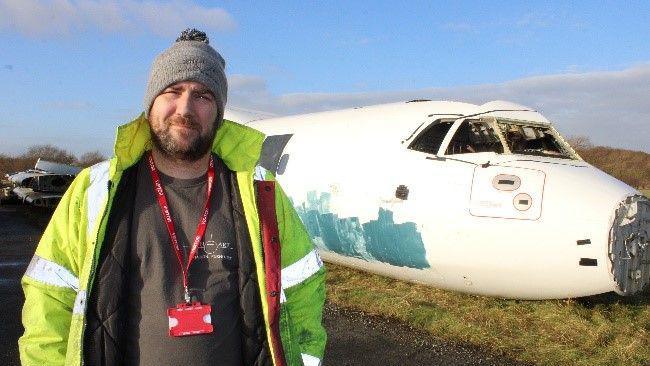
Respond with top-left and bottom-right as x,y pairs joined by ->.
124,155 -> 242,365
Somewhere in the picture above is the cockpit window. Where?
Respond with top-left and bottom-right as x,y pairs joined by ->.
446,120 -> 504,155
497,120 -> 574,159
408,120 -> 454,154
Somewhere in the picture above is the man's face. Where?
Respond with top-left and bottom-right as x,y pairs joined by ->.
148,81 -> 219,161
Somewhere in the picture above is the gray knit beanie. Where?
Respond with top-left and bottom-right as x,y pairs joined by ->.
143,28 -> 227,120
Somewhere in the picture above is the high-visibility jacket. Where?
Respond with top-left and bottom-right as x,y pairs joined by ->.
19,114 -> 327,366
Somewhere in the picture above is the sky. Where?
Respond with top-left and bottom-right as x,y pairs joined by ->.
0,0 -> 649,157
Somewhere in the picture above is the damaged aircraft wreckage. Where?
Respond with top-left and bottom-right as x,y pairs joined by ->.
226,100 -> 650,300
4,159 -> 81,208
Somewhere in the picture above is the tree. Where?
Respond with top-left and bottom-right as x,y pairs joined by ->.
23,145 -> 77,165
578,145 -> 650,189
77,151 -> 106,167
565,135 -> 593,151
0,153 -> 34,178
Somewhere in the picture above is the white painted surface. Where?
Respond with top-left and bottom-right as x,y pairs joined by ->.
230,100 -> 646,299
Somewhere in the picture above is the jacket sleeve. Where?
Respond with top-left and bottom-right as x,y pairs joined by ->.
18,170 -> 88,365
274,180 -> 327,366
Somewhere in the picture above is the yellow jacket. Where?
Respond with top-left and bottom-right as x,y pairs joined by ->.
19,115 -> 326,366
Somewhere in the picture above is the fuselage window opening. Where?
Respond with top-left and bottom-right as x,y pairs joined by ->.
497,120 -> 574,159
408,120 -> 454,155
446,120 -> 504,155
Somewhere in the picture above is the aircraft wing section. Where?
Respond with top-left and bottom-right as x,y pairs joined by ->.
35,159 -> 82,175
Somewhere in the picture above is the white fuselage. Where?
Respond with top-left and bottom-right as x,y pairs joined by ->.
227,100 -> 649,299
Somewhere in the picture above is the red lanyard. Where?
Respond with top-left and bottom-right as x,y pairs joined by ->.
147,152 -> 215,303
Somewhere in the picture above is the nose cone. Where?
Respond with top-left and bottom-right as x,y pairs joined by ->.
609,195 -> 650,295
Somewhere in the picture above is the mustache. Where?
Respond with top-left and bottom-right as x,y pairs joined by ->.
167,115 -> 200,130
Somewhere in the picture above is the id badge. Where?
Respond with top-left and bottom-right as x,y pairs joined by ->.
167,302 -> 213,337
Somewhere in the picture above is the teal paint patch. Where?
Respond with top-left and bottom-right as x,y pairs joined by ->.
294,191 -> 429,269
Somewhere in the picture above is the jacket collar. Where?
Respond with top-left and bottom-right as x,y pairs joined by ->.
112,113 -> 265,172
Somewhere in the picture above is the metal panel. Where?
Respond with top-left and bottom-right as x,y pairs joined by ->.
470,166 -> 545,220
259,134 -> 293,175
609,195 -> 650,295
35,159 -> 82,175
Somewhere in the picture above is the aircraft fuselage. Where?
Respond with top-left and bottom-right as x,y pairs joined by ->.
227,100 -> 650,299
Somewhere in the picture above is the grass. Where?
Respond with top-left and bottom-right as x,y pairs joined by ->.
641,189 -> 650,198
325,263 -> 650,366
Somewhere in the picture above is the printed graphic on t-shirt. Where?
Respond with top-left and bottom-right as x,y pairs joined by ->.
191,233 -> 235,261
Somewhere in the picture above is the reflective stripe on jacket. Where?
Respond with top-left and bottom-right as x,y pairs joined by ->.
19,114 -> 326,366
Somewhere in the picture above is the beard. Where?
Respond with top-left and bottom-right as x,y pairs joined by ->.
150,115 -> 217,162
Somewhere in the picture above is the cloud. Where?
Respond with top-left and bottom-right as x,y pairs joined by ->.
227,65 -> 650,152
229,74 -> 268,94
0,0 -> 236,37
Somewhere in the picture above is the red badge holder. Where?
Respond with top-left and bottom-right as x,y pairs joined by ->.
150,153 -> 216,338
167,302 -> 213,337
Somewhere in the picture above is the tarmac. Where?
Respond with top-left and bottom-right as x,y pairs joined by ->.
0,204 -> 526,366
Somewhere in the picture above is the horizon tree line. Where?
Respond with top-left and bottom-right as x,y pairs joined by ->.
1,139 -> 648,189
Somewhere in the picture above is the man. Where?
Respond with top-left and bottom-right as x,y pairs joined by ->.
19,29 -> 326,366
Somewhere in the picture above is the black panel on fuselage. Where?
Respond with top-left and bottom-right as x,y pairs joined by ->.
259,134 -> 293,174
